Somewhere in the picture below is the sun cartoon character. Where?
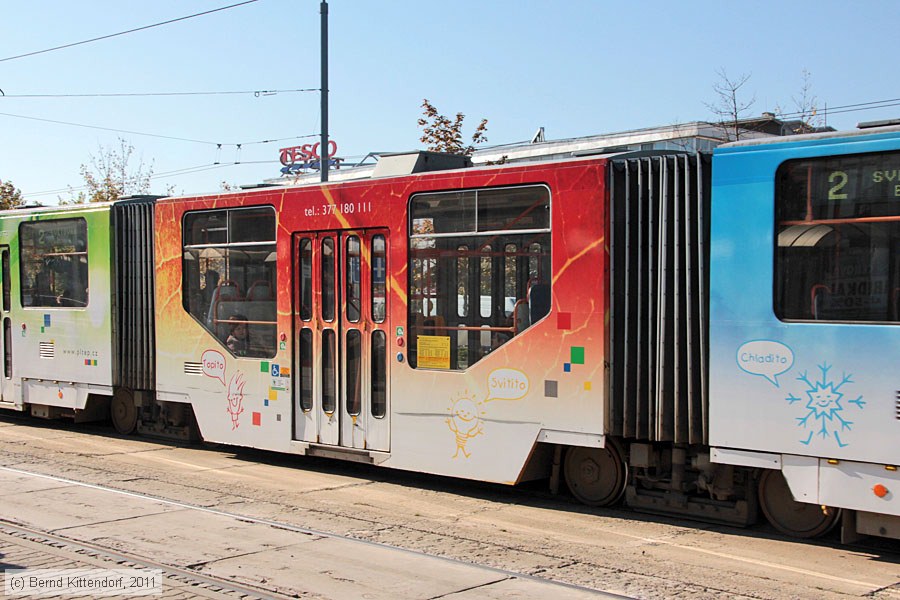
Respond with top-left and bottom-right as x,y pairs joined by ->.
786,362 -> 865,447
446,392 -> 485,459
226,371 -> 246,430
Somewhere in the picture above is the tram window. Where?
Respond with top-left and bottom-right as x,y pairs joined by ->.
299,238 -> 313,321
322,237 -> 336,322
182,207 -> 277,357
504,243 -> 517,318
408,185 -> 551,370
371,330 -> 387,418
3,318 -> 10,379
775,150 -> 900,322
528,243 -> 543,284
480,246 -> 492,318
346,329 -> 362,416
299,328 -> 313,412
2,249 -> 9,312
322,329 -> 336,413
457,246 -> 469,318
346,236 -> 361,323
371,235 -> 387,323
20,219 -> 88,308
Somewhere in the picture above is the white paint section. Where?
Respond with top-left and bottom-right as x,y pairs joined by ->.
819,459 -> 900,516
711,447 -> 782,469
537,429 -> 604,448
781,454 -> 820,503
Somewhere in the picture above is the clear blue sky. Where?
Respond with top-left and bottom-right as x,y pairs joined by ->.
1,0 -> 897,203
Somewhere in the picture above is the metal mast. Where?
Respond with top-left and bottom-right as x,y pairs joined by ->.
320,0 -> 329,182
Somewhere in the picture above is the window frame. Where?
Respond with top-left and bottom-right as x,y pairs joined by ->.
407,184 -> 552,370
181,206 -> 278,357
19,217 -> 89,310
773,150 -> 900,324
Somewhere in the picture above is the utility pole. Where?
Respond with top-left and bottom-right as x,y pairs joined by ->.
320,0 -> 329,183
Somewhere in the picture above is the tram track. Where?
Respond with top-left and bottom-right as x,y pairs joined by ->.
0,464 -> 630,599
0,418 -> 896,599
0,520 -> 295,600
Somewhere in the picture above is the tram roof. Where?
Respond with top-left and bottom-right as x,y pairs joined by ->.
717,122 -> 900,151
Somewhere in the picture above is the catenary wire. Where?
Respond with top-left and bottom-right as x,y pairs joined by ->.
0,110 -> 317,147
0,1 -> 261,63
0,88 -> 318,99
22,160 -> 285,199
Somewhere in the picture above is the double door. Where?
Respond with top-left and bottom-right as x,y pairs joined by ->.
0,247 -> 11,403
293,230 -> 390,451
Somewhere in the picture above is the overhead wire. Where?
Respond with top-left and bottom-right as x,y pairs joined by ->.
0,110 -> 318,148
0,88 -> 318,99
759,98 -> 900,121
23,159 -> 284,199
0,110 -> 219,145
0,1 -> 261,63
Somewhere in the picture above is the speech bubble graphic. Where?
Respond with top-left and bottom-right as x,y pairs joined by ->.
201,349 -> 227,385
736,340 -> 794,387
485,368 -> 530,402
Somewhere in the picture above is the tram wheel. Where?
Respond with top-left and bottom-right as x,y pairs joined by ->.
563,442 -> 627,506
111,388 -> 138,435
758,469 -> 840,538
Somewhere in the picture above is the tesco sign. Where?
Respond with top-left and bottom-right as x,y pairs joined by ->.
279,141 -> 343,173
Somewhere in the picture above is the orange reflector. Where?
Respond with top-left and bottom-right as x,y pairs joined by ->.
827,459 -> 839,465
886,465 -> 898,472
873,484 -> 889,498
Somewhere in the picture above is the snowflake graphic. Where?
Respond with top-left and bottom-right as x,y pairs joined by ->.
786,362 -> 865,448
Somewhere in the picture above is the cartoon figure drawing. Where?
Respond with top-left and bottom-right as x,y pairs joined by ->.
446,392 -> 484,458
786,362 -> 865,447
226,371 -> 246,430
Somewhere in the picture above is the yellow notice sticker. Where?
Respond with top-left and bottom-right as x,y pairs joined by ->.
417,335 -> 451,369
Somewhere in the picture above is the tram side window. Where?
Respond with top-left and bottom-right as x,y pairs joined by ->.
408,185 -> 551,370
182,207 -> 277,357
775,150 -> 900,322
20,219 -> 89,308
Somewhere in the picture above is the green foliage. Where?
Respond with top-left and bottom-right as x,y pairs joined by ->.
0,179 -> 24,210
417,99 -> 488,156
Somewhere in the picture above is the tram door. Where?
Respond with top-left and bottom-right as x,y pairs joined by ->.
0,247 -> 11,403
292,230 -> 390,451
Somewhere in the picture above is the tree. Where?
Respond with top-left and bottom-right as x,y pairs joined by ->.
69,137 -> 153,203
776,69 -> 824,134
417,99 -> 488,156
0,179 -> 24,210
705,68 -> 756,142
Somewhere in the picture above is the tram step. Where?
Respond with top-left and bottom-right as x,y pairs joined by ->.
306,444 -> 390,465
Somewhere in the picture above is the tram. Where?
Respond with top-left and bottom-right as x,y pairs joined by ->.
0,122 -> 897,542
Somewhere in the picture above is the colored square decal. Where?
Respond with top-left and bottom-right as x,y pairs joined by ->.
84,359 -> 90,366
544,380 -> 558,398
584,381 -> 592,391
252,412 -> 261,426
557,312 -> 572,330
280,367 -> 291,376
563,363 -> 571,373
264,399 -> 269,407
571,346 -> 585,365
40,327 -> 45,333
268,388 -> 278,401
260,361 -> 270,373
44,314 -> 51,327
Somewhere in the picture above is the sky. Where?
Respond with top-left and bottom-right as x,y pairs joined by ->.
1,0 -> 898,203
